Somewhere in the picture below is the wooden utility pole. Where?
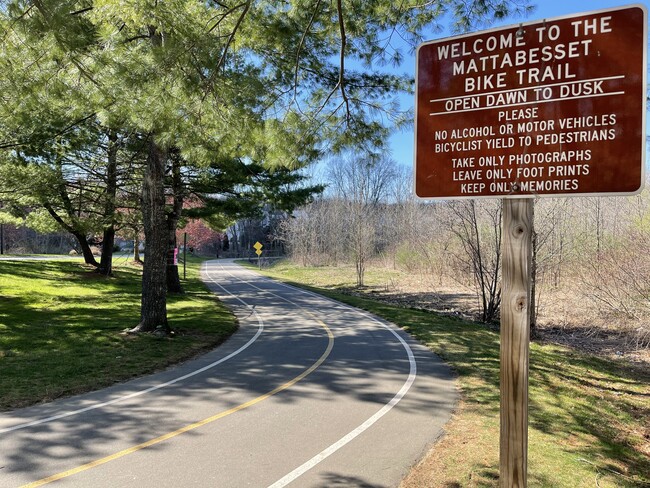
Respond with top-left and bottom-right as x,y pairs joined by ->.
500,198 -> 533,487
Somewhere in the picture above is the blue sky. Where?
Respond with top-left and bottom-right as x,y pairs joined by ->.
391,0 -> 650,169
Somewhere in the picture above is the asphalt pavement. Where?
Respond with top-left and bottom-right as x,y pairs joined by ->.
0,259 -> 457,487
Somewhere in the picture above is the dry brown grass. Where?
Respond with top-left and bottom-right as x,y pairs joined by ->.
345,261 -> 650,367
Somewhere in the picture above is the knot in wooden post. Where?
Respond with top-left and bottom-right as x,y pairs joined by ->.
515,295 -> 527,312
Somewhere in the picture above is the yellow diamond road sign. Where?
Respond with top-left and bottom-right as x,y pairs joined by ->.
254,241 -> 263,256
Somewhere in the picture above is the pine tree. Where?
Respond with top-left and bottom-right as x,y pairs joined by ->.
1,0 -> 533,333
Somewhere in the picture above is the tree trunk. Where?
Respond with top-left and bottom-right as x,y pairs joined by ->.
166,149 -> 184,294
99,228 -> 115,274
166,233 -> 182,293
131,138 -> 169,334
231,225 -> 239,256
98,130 -> 119,276
133,233 -> 142,263
76,233 -> 99,267
44,204 -> 99,267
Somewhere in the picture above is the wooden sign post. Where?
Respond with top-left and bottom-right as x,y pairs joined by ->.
500,198 -> 532,486
414,6 -> 646,487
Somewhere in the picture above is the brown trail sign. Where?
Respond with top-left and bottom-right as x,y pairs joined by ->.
414,5 -> 646,487
415,5 -> 646,200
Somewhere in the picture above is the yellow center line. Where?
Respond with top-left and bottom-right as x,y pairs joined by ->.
23,321 -> 334,488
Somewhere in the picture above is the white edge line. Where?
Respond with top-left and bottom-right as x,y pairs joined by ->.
268,327 -> 416,488
0,261 -> 263,435
220,262 -> 419,488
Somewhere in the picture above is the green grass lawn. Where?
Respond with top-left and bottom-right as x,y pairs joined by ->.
246,260 -> 650,488
0,257 -> 237,411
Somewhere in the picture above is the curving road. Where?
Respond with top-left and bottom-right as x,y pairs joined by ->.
0,260 -> 457,487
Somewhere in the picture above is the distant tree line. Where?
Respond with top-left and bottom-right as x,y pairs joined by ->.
281,155 -> 650,346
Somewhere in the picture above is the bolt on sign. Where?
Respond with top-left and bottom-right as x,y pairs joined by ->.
414,5 -> 647,199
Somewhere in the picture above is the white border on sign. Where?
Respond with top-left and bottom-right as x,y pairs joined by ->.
413,4 -> 647,201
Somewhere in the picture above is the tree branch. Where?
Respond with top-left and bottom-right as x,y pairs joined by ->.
70,6 -> 93,16
207,2 -> 248,34
202,1 -> 251,100
0,112 -> 97,151
336,0 -> 350,122
293,0 -> 323,107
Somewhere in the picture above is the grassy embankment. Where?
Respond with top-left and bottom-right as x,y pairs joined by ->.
245,260 -> 650,488
0,257 -> 237,411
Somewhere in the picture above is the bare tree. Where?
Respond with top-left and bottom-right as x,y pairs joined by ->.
327,154 -> 399,287
447,200 -> 502,323
280,206 -> 318,267
327,154 -> 399,207
383,168 -> 451,281
576,188 -> 650,346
